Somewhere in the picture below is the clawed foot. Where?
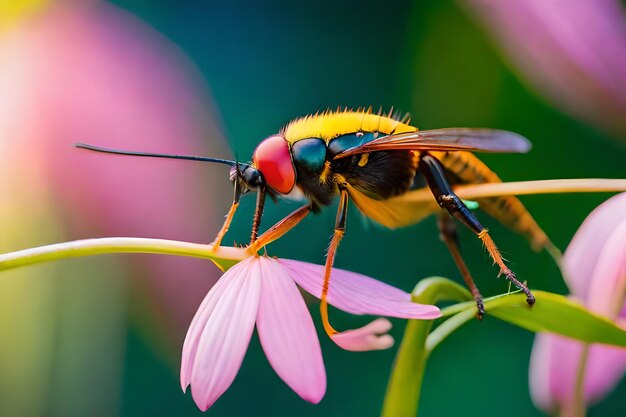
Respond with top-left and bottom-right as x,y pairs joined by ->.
475,298 -> 485,320
499,268 -> 535,306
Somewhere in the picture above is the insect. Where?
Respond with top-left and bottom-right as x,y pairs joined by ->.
75,107 -> 557,331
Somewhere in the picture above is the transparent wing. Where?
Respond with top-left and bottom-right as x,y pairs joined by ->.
334,128 -> 532,159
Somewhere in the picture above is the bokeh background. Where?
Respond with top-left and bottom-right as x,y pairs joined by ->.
1,1 -> 624,416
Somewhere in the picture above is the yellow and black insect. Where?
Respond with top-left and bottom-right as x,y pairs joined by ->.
76,107 -> 560,330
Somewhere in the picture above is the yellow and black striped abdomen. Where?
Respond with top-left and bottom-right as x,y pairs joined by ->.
433,151 -> 551,252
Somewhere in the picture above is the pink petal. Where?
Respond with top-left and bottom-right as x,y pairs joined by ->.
531,194 -> 626,412
529,332 -> 557,413
529,332 -> 626,413
583,342 -> 626,405
586,219 -> 626,318
187,258 -> 261,411
256,257 -> 326,403
331,318 -> 394,352
280,259 -> 441,319
563,193 -> 626,301
466,0 -> 626,137
180,273 -> 231,391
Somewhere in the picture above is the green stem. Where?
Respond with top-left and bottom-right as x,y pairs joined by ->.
381,278 -> 472,417
425,308 -> 476,353
0,237 -> 248,272
453,179 -> 626,199
381,317 -> 434,417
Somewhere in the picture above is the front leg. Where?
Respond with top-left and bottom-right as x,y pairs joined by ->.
420,153 -> 535,306
211,181 -> 242,248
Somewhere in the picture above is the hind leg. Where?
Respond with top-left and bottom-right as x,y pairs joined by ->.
438,213 -> 486,319
420,153 -> 535,306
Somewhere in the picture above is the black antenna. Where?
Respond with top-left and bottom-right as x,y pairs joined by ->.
74,143 -> 236,166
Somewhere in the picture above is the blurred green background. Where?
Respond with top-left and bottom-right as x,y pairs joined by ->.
1,1 -> 624,416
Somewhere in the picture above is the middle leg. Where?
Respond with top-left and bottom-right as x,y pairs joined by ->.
247,203 -> 312,253
320,186 -> 349,337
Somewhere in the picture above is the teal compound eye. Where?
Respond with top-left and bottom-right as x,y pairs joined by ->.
292,138 -> 327,173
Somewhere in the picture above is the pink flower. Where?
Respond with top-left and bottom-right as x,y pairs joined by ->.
0,1 -> 231,334
0,2 -> 229,414
180,256 -> 441,410
529,193 -> 626,414
466,0 -> 626,138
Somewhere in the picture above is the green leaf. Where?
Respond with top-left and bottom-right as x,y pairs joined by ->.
485,290 -> 626,346
382,286 -> 626,417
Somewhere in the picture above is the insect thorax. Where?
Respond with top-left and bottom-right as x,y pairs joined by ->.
291,131 -> 418,207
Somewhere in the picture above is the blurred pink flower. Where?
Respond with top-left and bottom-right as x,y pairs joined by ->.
181,256 -> 441,410
529,193 -> 626,415
466,0 -> 626,138
0,1 -> 231,334
0,2 -> 229,414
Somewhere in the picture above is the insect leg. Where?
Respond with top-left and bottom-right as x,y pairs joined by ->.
320,187 -> 349,337
420,153 -> 535,306
211,181 -> 243,248
437,213 -> 485,319
249,186 -> 267,244
247,204 -> 312,252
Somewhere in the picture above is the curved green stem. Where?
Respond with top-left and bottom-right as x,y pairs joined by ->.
425,308 -> 476,353
0,237 -> 248,272
381,277 -> 472,417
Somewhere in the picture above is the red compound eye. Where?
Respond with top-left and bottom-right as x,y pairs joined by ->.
252,135 -> 296,194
